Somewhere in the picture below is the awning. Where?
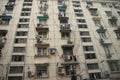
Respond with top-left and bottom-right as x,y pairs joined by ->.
35,63 -> 49,67
61,44 -> 74,48
58,5 -> 67,9
89,7 -> 98,11
61,62 -> 79,65
35,43 -> 49,47
37,16 -> 49,19
0,15 -> 12,19
9,0 -> 16,2
96,29 -> 107,33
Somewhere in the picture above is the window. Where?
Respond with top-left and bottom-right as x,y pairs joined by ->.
72,1 -> 80,4
17,24 -> 29,28
75,13 -> 83,17
89,73 -> 101,80
93,20 -> 101,27
14,38 -> 27,43
63,47 -> 73,55
19,18 -> 30,22
109,19 -> 117,26
8,76 -> 22,80
12,55 -> 24,62
87,63 -> 99,70
89,9 -> 98,16
108,60 -> 120,72
21,12 -> 31,16
0,19 -> 10,25
115,32 -> 120,39
74,9 -> 82,13
105,11 -> 112,17
117,11 -> 120,16
61,32 -> 70,39
80,31 -> 90,36
78,24 -> 87,28
98,32 -> 106,39
37,47 -> 48,56
36,66 -> 48,78
38,32 -> 47,39
16,31 -> 28,36
39,19 -> 47,25
23,3 -> 32,6
103,46 -> 110,54
9,66 -> 23,73
81,37 -> 91,42
101,2 -> 107,7
13,47 -> 26,53
83,46 -> 94,51
77,19 -> 86,23
65,65 -> 76,75
22,8 -> 31,11
85,53 -> 96,59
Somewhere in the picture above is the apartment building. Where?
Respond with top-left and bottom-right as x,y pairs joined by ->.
0,0 -> 120,80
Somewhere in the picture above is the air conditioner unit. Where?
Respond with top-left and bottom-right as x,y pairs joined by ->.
67,38 -> 73,44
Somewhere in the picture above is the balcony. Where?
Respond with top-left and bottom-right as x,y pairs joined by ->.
58,5 -> 67,10
99,39 -> 112,46
36,24 -> 49,32
96,26 -> 107,33
59,16 -> 69,23
60,24 -> 71,32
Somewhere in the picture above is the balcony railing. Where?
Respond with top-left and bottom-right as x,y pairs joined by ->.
60,24 -> 71,32
99,39 -> 112,46
63,55 -> 77,62
36,24 -> 49,32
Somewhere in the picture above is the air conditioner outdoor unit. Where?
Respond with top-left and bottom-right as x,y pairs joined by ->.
67,38 -> 73,44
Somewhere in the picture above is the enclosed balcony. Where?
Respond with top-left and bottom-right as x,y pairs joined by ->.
36,24 -> 49,32
60,24 -> 71,32
0,14 -> 12,25
107,59 -> 120,79
59,17 -> 69,23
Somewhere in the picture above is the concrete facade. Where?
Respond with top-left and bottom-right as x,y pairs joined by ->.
0,0 -> 120,80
